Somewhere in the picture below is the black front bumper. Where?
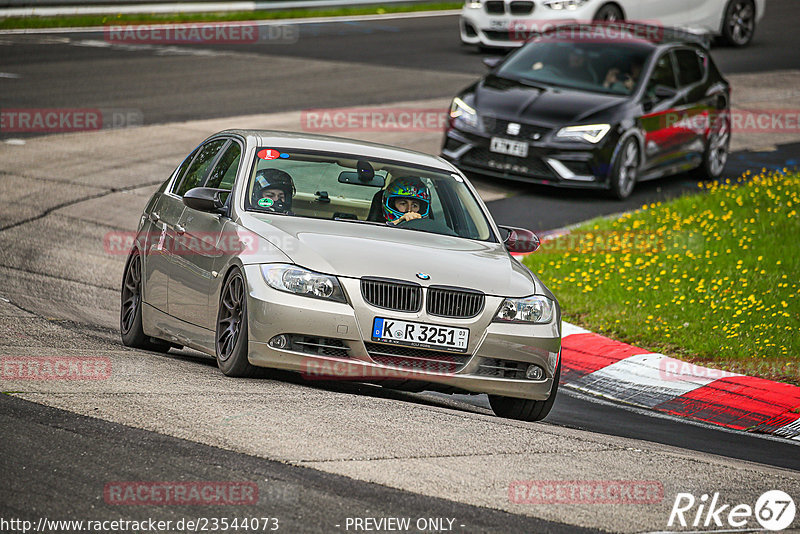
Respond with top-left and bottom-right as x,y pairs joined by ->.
442,127 -> 617,189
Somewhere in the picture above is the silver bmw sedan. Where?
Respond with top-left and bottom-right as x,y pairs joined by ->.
120,130 -> 562,421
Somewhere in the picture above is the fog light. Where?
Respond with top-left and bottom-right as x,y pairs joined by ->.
269,335 -> 288,349
525,364 -> 544,380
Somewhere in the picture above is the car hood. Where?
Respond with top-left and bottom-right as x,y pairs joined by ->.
471,74 -> 626,126
240,213 -> 539,297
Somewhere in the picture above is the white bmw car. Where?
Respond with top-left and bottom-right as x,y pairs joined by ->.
460,0 -> 765,48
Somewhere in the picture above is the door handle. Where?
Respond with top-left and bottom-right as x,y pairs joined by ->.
175,224 -> 185,235
149,212 -> 160,223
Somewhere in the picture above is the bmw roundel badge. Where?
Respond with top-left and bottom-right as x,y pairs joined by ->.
416,273 -> 431,280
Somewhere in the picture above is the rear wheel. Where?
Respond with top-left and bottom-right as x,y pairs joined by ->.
722,0 -> 756,47
593,4 -> 624,21
120,249 -> 172,352
695,111 -> 731,180
489,361 -> 560,422
215,268 -> 258,377
609,137 -> 640,200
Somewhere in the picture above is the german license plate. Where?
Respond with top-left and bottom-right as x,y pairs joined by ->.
371,318 -> 469,353
489,19 -> 509,30
490,137 -> 528,157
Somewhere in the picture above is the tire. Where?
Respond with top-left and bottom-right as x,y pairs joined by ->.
215,268 -> 258,377
489,361 -> 561,422
120,249 -> 172,353
694,110 -> 731,180
593,3 -> 624,21
721,0 -> 756,47
609,137 -> 640,200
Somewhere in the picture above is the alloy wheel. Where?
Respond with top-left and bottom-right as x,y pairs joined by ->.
217,273 -> 244,362
727,1 -> 755,46
709,117 -> 731,177
121,252 -> 141,335
618,141 -> 639,198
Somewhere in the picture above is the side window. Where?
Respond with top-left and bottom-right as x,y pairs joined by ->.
172,148 -> 198,190
646,52 -> 678,95
205,141 -> 241,202
175,139 -> 227,197
674,49 -> 705,87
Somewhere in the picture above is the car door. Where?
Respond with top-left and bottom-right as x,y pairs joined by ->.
672,47 -> 714,166
638,50 -> 686,174
163,138 -> 228,321
142,147 -> 198,314
169,138 -> 242,330
623,0 -> 693,26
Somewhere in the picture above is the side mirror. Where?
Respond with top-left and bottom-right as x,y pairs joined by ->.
482,57 -> 502,70
183,187 -> 227,213
500,226 -> 540,253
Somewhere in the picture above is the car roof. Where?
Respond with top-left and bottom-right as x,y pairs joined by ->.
215,129 -> 455,172
539,22 -> 712,50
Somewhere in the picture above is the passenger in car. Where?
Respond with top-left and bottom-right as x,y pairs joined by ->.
253,168 -> 296,214
603,60 -> 643,93
382,177 -> 431,226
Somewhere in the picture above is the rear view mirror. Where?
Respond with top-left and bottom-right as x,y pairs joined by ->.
500,226 -> 540,253
338,171 -> 385,187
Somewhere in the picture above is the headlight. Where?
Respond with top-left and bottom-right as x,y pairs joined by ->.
495,296 -> 555,324
556,124 -> 611,143
261,264 -> 346,303
465,0 -> 482,8
543,0 -> 589,9
450,97 -> 479,129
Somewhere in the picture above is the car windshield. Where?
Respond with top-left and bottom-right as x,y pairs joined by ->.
497,40 -> 653,95
245,148 -> 495,242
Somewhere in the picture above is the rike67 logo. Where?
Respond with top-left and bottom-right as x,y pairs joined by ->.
668,490 -> 796,531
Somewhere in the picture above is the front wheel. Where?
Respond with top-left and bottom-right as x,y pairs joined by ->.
120,249 -> 172,352
722,0 -> 756,47
593,4 -> 624,21
489,361 -> 560,422
215,268 -> 258,377
609,137 -> 640,200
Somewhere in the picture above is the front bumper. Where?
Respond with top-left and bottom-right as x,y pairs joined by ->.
243,265 -> 561,401
442,124 -> 617,189
460,5 -> 594,48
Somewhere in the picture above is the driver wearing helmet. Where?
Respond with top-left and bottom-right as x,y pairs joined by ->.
383,176 -> 431,226
253,168 -> 295,214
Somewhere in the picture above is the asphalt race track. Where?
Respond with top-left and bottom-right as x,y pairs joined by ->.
1,2 -> 799,533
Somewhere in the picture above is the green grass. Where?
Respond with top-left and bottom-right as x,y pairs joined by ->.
0,3 -> 461,30
524,170 -> 800,385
